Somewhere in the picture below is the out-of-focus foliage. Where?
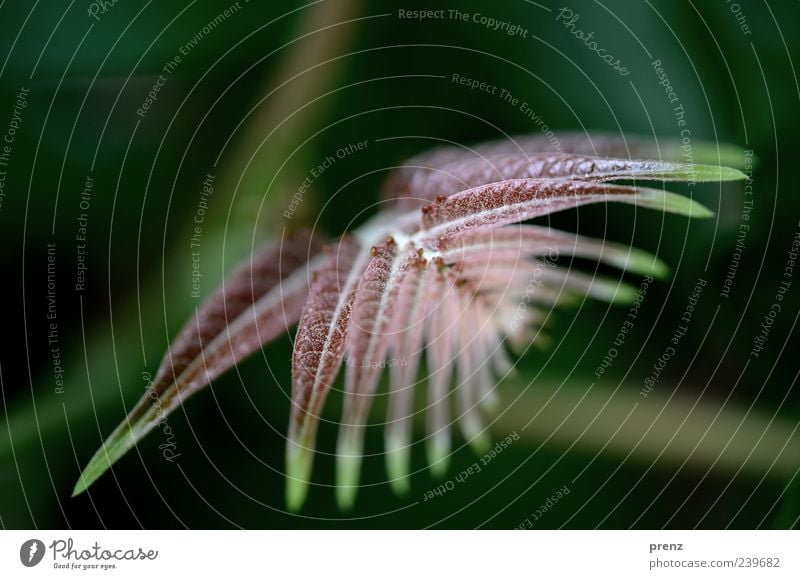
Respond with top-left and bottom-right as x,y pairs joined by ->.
0,0 -> 798,529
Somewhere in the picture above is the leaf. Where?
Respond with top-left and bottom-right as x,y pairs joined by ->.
72,230 -> 322,497
469,132 -> 749,167
74,129 -> 748,511
472,297 -> 510,399
336,242 -> 419,509
285,235 -> 368,511
453,291 -> 492,454
387,153 -> 745,209
438,225 -> 670,279
517,265 -> 640,304
384,258 -> 430,493
382,132 -> 749,206
415,179 -> 713,249
423,264 -> 461,477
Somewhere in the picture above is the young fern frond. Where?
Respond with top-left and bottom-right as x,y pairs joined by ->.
73,133 -> 747,511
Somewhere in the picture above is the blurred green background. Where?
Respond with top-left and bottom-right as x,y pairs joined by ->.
0,0 -> 798,529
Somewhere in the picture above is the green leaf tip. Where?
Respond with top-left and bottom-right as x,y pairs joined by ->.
610,282 -> 642,304
693,164 -> 747,182
632,190 -> 715,219
426,434 -> 451,479
285,444 -> 314,512
72,475 -> 92,498
467,430 -> 492,456
388,472 -> 411,496
607,247 -> 671,280
653,162 -> 747,183
335,452 -> 361,511
664,140 -> 752,170
385,443 -> 411,496
71,424 -> 141,497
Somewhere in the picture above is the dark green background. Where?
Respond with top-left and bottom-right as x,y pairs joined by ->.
0,0 -> 798,528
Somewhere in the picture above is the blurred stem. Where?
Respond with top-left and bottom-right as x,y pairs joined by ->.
219,0 -> 363,235
0,0 -> 360,469
494,377 -> 800,480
